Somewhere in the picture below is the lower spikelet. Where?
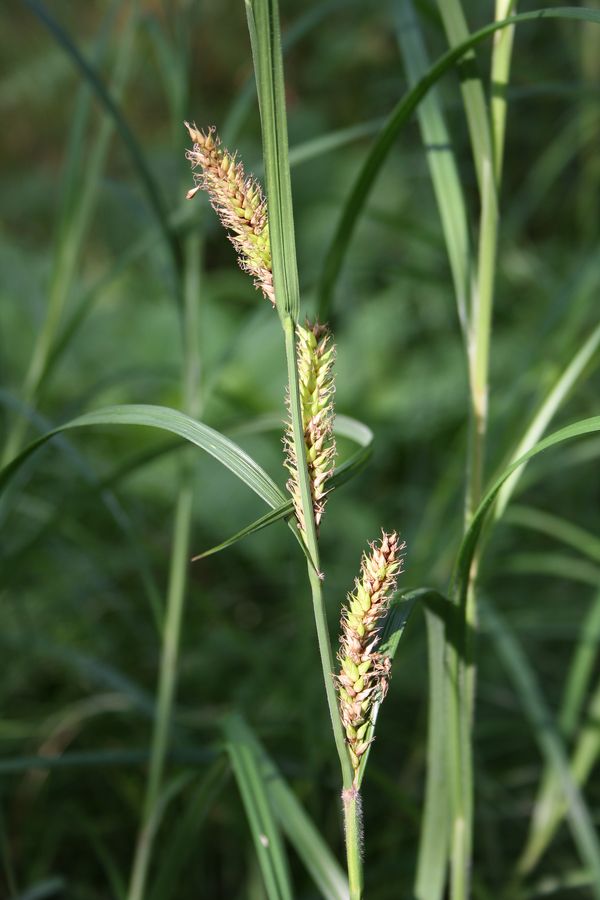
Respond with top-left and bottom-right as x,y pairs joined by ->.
337,531 -> 405,784
284,321 -> 336,537
184,122 -> 274,305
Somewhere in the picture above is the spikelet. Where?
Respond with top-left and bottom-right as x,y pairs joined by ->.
184,122 -> 274,305
284,321 -> 336,537
337,531 -> 405,785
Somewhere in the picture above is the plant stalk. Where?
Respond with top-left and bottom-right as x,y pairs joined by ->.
127,483 -> 194,900
343,788 -> 364,900
283,314 -> 360,890
127,233 -> 201,900
435,2 -> 509,896
283,316 -> 351,781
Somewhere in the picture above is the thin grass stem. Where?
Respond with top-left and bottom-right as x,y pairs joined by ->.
283,315 -> 359,892
126,485 -> 193,900
283,318 -> 351,781
126,233 -> 202,900
490,0 -> 517,183
343,789 -> 363,900
435,2 -> 506,896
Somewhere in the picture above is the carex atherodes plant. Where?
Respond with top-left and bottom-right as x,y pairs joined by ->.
184,119 -> 408,897
6,2 -> 600,899
179,8 -> 600,898
338,531 -> 405,781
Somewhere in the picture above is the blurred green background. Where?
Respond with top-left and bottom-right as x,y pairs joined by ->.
1,1 -> 599,897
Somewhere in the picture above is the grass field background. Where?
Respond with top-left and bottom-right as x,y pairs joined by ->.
1,1 -> 599,897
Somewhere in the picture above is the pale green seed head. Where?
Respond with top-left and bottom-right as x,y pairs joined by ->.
284,320 -> 336,538
336,532 -> 406,783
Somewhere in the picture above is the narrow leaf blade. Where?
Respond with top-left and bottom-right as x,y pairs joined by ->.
224,715 -> 293,900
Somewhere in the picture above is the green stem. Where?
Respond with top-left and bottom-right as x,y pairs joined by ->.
465,119 -> 498,532
343,788 -> 364,900
283,316 -> 352,786
284,314 -> 360,891
127,484 -> 194,900
490,0 -> 517,184
415,607 -> 449,900
436,0 -> 493,199
463,147 -> 498,702
435,3 -> 508,897
446,626 -> 473,900
127,233 -> 202,900
283,316 -> 362,884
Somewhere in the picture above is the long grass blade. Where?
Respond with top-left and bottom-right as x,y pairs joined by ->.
495,321 -> 600,519
504,505 -> 600,564
415,591 -> 451,900
506,553 -> 600,588
435,0 -> 494,198
24,0 -> 182,274
396,0 -> 471,334
2,3 -> 137,464
192,414 -> 373,560
228,716 -> 349,900
0,748 -> 217,776
445,417 -> 600,898
0,391 -> 163,625
482,599 -> 600,895
317,7 -> 600,318
224,715 -> 293,900
517,590 -> 600,875
520,677 -> 600,877
148,759 -> 230,900
490,0 -> 518,183
288,119 -> 385,169
509,576 -> 600,876
245,0 -> 299,323
127,772 -> 195,900
224,0 -> 358,145
0,404 -> 286,510
559,590 -> 600,736
453,416 -> 600,610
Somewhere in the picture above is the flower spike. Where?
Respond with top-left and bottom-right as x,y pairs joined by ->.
284,320 -> 336,537
337,531 -> 405,784
184,122 -> 274,305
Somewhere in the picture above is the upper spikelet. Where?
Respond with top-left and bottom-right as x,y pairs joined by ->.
337,531 -> 405,784
184,122 -> 274,305
284,321 -> 336,538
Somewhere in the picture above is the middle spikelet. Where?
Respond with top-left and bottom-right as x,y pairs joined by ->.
337,531 -> 405,783
284,321 -> 336,537
184,122 -> 275,305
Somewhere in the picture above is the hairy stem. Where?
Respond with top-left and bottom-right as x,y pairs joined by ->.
343,788 -> 363,900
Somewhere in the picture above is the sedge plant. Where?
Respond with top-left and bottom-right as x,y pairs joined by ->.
184,115 -> 408,897
173,3 -> 600,896
3,2 -> 600,898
